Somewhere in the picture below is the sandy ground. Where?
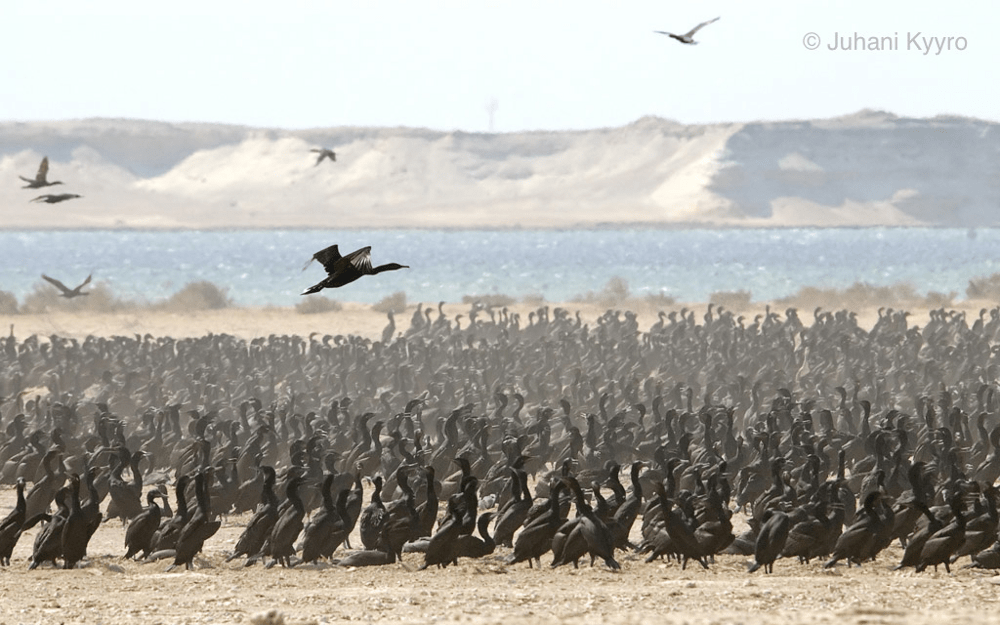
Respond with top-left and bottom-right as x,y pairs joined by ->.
3,303 -> 1000,624
1,484 -> 1000,625
0,300 -> 991,342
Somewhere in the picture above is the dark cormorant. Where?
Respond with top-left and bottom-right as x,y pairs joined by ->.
916,495 -> 967,573
311,148 -> 336,165
301,245 -> 408,294
169,472 -> 221,570
0,477 -> 27,565
414,466 -> 438,538
28,486 -> 69,569
150,474 -> 190,552
31,193 -> 81,204
654,16 -> 720,44
41,274 -> 92,299
60,474 -> 89,569
124,489 -> 163,560
507,479 -> 567,568
448,511 -> 497,562
19,157 -> 63,189
359,475 -> 387,550
494,468 -> 532,548
227,466 -> 279,564
300,476 -> 349,564
748,509 -> 790,573
264,475 -> 306,568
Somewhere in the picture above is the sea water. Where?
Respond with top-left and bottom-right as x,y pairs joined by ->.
0,228 -> 997,307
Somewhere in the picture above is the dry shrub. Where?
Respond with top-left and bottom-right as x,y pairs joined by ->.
521,293 -> 546,306
0,290 -> 17,314
462,293 -> 516,308
295,296 -> 342,314
372,291 -> 407,314
153,281 -> 231,311
776,281 -> 955,310
967,273 -> 1000,300
644,291 -> 676,307
573,276 -> 630,307
20,281 -> 132,314
709,289 -> 752,310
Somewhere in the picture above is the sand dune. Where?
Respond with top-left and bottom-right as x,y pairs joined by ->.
1,110 -> 997,229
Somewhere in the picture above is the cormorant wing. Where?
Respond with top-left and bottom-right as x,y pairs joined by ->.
683,16 -> 719,38
304,244 -> 342,272
37,157 -> 49,183
41,274 -> 72,295
343,246 -> 373,274
653,30 -> 677,37
79,274 -> 92,289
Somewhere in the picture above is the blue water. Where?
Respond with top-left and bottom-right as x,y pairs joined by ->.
0,228 -> 998,306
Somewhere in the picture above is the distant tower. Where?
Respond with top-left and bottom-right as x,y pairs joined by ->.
486,97 -> 499,132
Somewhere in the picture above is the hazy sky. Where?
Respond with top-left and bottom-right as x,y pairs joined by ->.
2,1 -> 996,131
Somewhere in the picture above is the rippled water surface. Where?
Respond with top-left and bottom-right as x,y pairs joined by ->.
1,228 -> 997,306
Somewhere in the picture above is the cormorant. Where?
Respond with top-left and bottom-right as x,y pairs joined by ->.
41,274 -> 92,299
748,509 -> 790,573
124,489 -> 163,560
264,475 -> 306,568
302,245 -> 408,294
31,193 -> 81,204
359,475 -> 387,550
60,474 -> 89,569
311,148 -> 336,165
0,477 -> 27,565
19,157 -> 63,188
227,466 -> 279,564
169,472 -> 221,570
654,16 -> 720,44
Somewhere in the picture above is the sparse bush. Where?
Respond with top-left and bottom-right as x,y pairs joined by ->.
924,291 -> 956,308
0,290 -> 18,314
521,293 -> 546,306
372,291 -> 407,314
644,291 -> 676,307
967,273 -> 1000,300
462,293 -> 516,308
572,276 -> 630,306
154,281 -> 231,311
775,281 -> 954,310
295,296 -> 342,314
20,281 -> 133,314
709,289 -> 752,310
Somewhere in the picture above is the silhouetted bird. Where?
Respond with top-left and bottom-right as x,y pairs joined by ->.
19,157 -> 62,189
311,148 -> 336,165
31,193 -> 81,204
654,16 -> 720,44
42,274 -> 92,298
302,245 -> 408,294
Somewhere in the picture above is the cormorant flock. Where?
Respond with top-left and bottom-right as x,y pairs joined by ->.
2,301 -> 1000,576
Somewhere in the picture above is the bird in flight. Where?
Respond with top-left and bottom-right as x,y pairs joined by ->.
311,148 -> 337,166
42,274 -> 92,298
19,157 -> 63,189
31,193 -> 81,204
302,245 -> 408,294
654,16 -> 720,44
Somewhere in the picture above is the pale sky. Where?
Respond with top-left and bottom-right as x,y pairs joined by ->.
2,1 -> 996,131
